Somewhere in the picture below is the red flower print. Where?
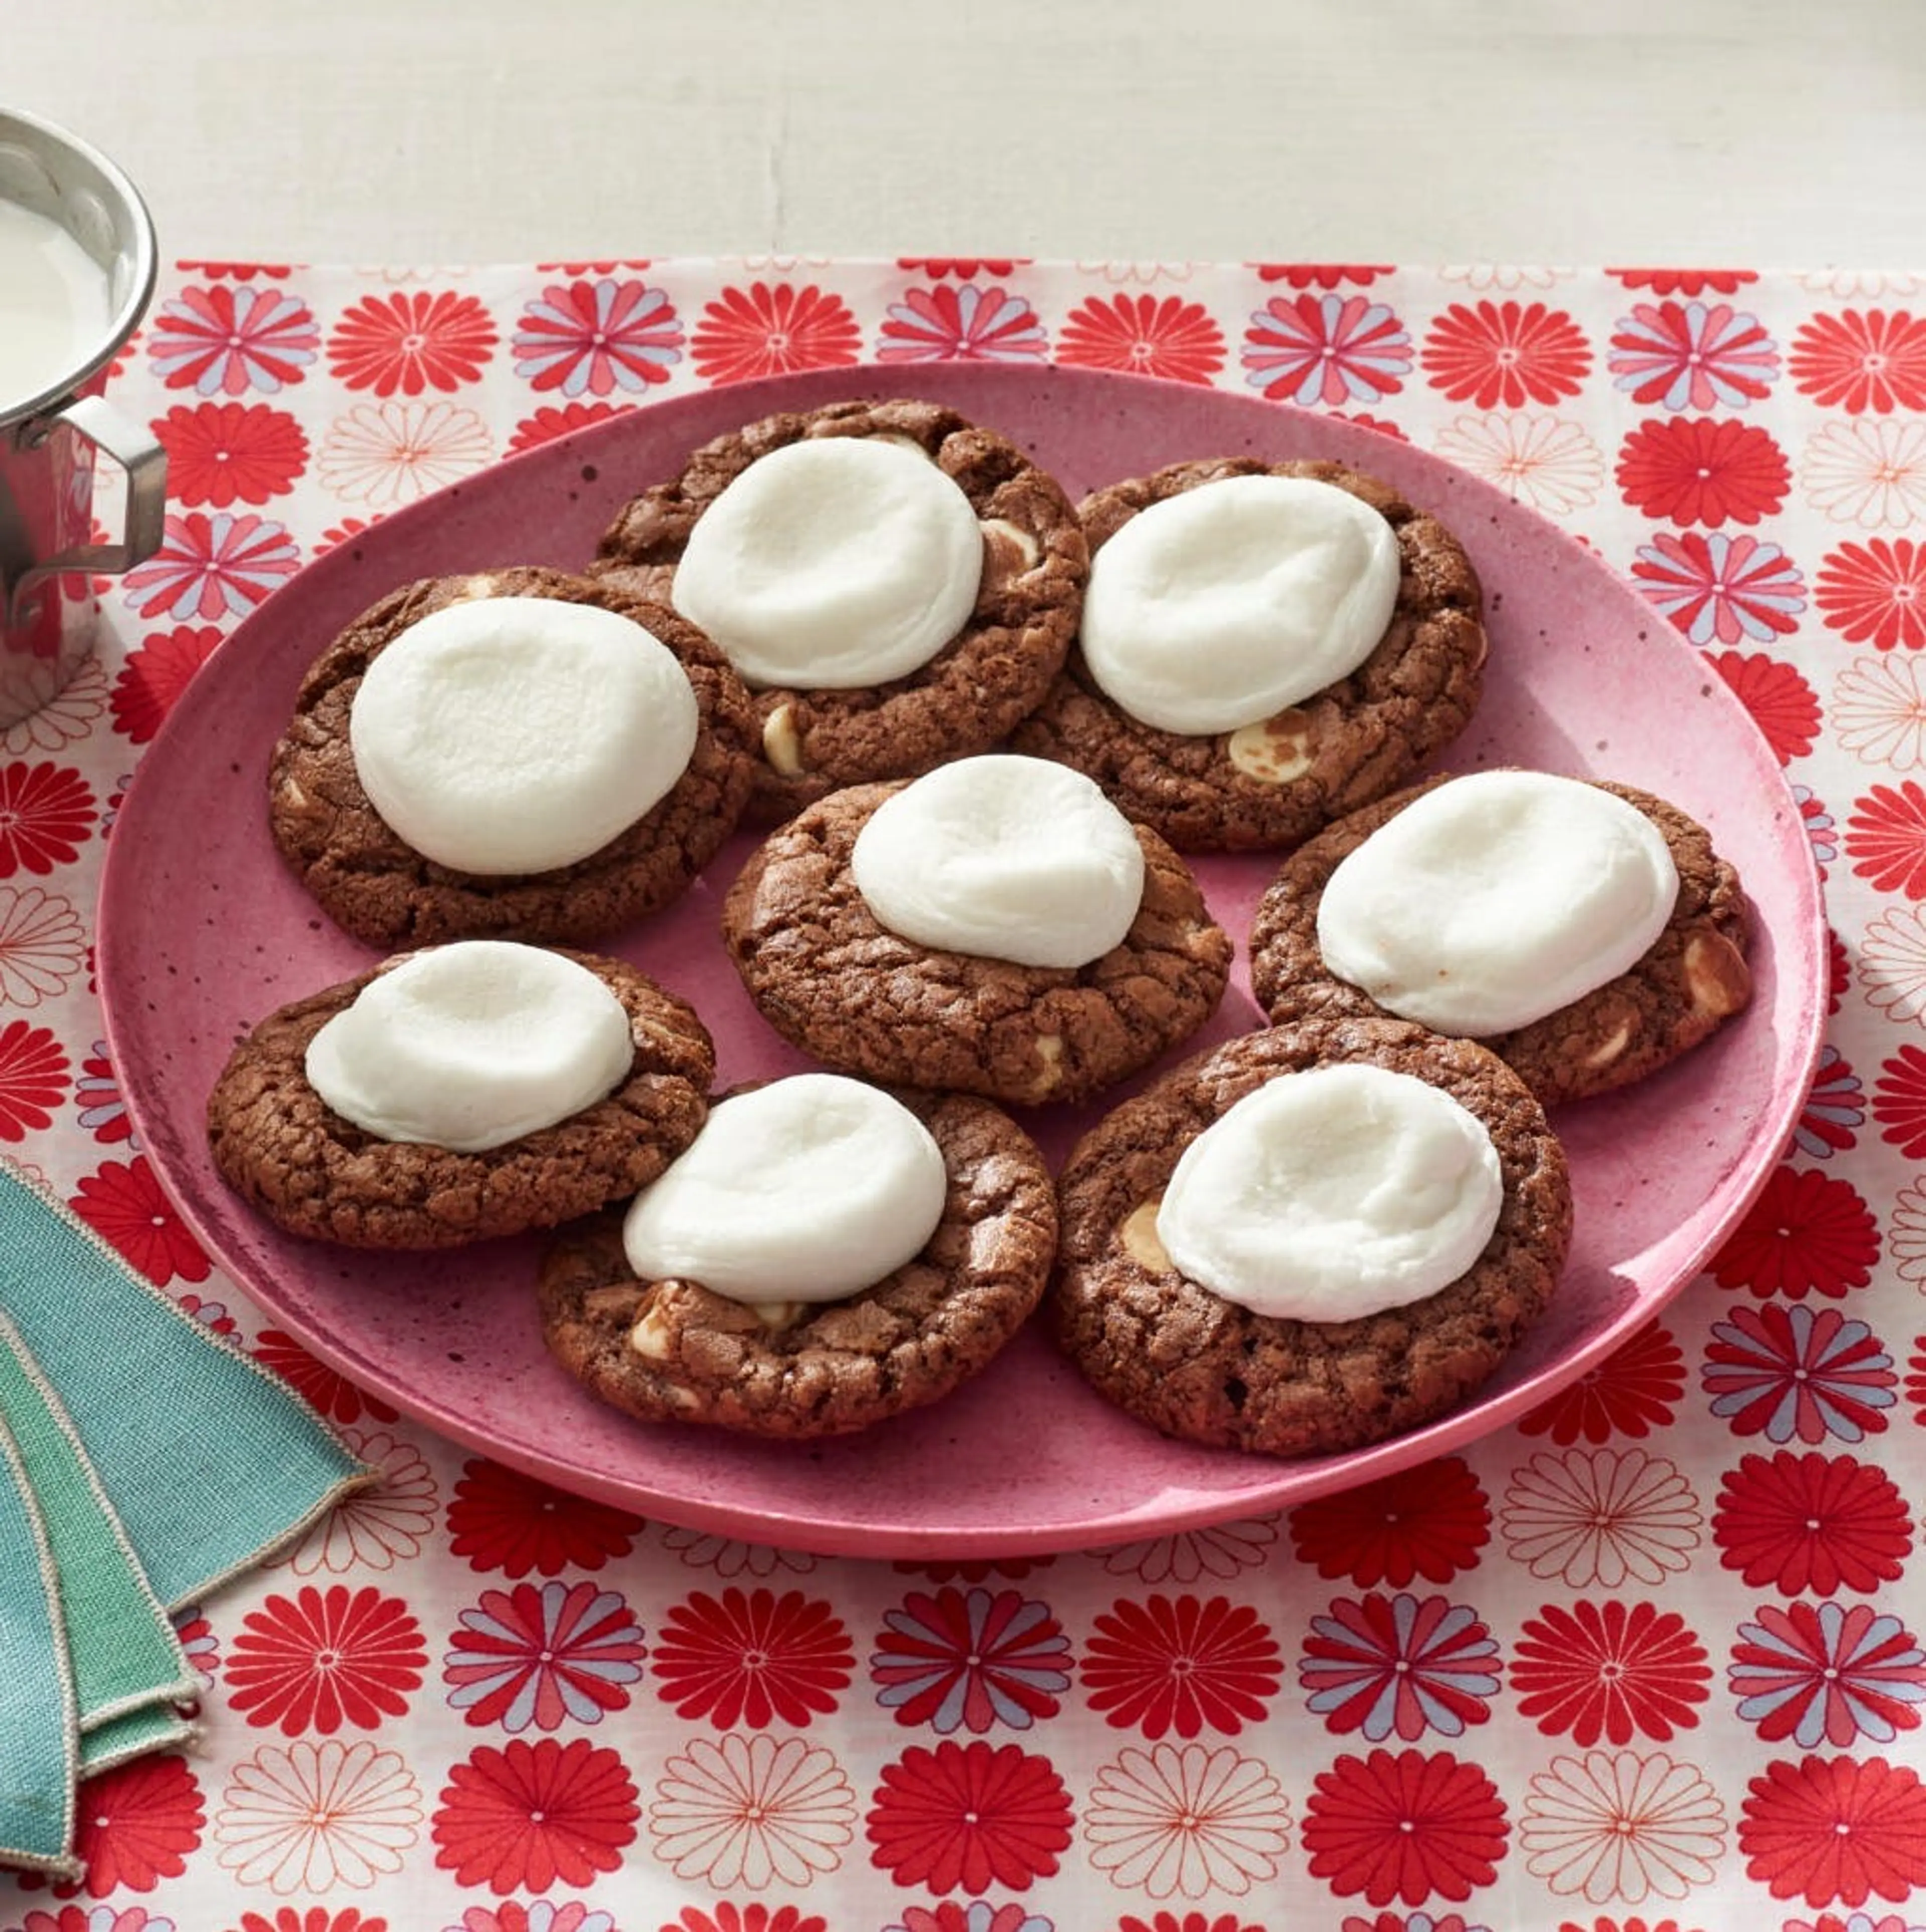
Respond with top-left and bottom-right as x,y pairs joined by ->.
1118,1915 -> 1267,1932
895,256 -> 1024,278
1738,1755 -> 1926,1905
1608,299 -> 1780,409
69,1753 -> 205,1895
1340,1919 -> 1487,1932
1240,292 -> 1412,406
1253,261 -> 1394,286
1421,300 -> 1591,408
1610,267 -> 1759,296
0,1018 -> 67,1140
865,1740 -> 1073,1893
512,278 -> 683,395
1702,1304 -> 1897,1444
1729,1601 -> 1926,1747
250,1329 -> 398,1426
109,624 -> 223,743
1712,1451 -> 1912,1595
652,1587 -> 853,1728
153,401 -> 308,507
175,259 -> 293,279
1847,782 -> 1926,896
1794,1047 -> 1862,1161
1298,1594 -> 1498,1741
1080,1594 -> 1281,1739
224,1585 -> 426,1733
1789,310 -> 1926,413
505,401 -> 628,455
690,282 -> 861,386
122,510 -> 300,621
1056,294 -> 1227,385
1616,417 -> 1791,525
1301,1749 -> 1509,1906
1518,1321 -> 1684,1444
1288,1456 -> 1491,1586
0,762 -> 96,876
1814,538 -> 1926,649
445,1457 -> 644,1576
68,1155 -> 209,1285
894,1553 -> 1055,1583
444,1578 -> 645,1730
1629,530 -> 1806,646
71,1043 -> 131,1146
233,1911 -> 388,1932
1509,1601 -> 1711,1745
663,1907 -> 827,1932
1708,1165 -> 1878,1298
1872,1044 -> 1926,1158
877,283 -> 1048,363
433,1737 -> 639,1892
327,289 -> 499,395
870,1585 -> 1071,1732
146,282 -> 319,394
1711,651 -> 1821,764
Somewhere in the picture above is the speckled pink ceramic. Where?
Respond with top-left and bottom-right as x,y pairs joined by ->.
98,363 -> 1826,1558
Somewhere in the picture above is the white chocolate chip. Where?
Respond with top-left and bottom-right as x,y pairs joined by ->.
1685,931 -> 1751,1018
1028,1033 -> 1065,1099
751,1300 -> 807,1332
762,703 -> 805,776
1120,1199 -> 1173,1273
1581,1022 -> 1631,1070
982,517 -> 1041,571
1227,708 -> 1315,785
628,1301 -> 675,1360
453,572 -> 507,600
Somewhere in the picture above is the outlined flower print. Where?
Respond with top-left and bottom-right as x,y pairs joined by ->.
1079,1594 -> 1280,1739
66,1754 -> 205,1896
661,1907 -> 825,1932
1298,1594 -> 1498,1742
215,1741 -> 419,1894
865,1741 -> 1070,1895
0,762 -> 95,875
1815,539 -> 1926,649
505,400 -> 628,454
1890,1178 -> 1926,1286
1711,1451 -> 1913,1594
445,1458 -> 643,1576
1057,294 -> 1226,385
1874,1044 -> 1926,1156
271,1428 -> 437,1575
315,400 -> 493,509
1608,300 -> 1779,409
871,1587 -> 1069,1733
250,1330 -> 398,1427
1738,1755 -> 1926,1906
1094,1515 -> 1278,1585
1710,651 -> 1821,764
121,510 -> 300,620
656,1524 -> 818,1577
513,278 -> 683,395
109,624 -> 222,743
652,1734 -> 855,1890
1508,1602 -> 1711,1746
1289,1457 -> 1490,1586
1802,420 -> 1926,529
1517,1751 -> 1726,1904
0,885 -> 85,1005
653,1587 -> 853,1728
1421,300 -> 1590,408
1709,1164 -> 1878,1297
152,402 -> 307,508
1517,1322 -> 1685,1444
1628,532 -> 1806,645
0,1019 -> 67,1140
327,289 -> 498,395
1789,311 -> 1926,413
1701,1305 -> 1897,1444
1729,1602 -> 1926,1747
225,1585 -> 427,1734
877,284 -> 1048,363
1082,1744 -> 1289,1900
1616,417 -> 1791,525
1300,1749 -> 1506,1907
444,1579 -> 645,1731
1797,1048 -> 1867,1159
434,1738 -> 638,1893
68,1156 -> 209,1285
146,283 -> 319,394
1801,783 -> 1839,868
1849,781 -> 1926,896
1500,1450 -> 1703,1588
1240,292 -> 1411,406
689,282 -> 861,386
1431,414 -> 1603,515
1,654 -> 104,757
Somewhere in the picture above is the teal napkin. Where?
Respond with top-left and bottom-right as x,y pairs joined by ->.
0,1162 -> 370,1878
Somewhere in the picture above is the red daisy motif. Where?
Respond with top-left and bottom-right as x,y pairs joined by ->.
1609,267 -> 1759,296
1240,292 -> 1412,406
175,260 -> 294,279
1079,1594 -> 1282,1739
893,1554 -> 1055,1584
433,1737 -> 639,1892
864,1740 -> 1073,1893
153,401 -> 308,507
1797,1051 -> 1862,1163
1298,1594 -> 1499,1742
327,289 -> 499,396
895,257 -> 1024,278
146,283 -> 319,394
1056,293 -> 1227,385
224,1585 -> 427,1734
68,1753 -> 205,1896
445,1457 -> 644,1577
67,1155 -> 209,1285
73,1041 -> 134,1147
1738,1755 -> 1926,1906
689,282 -> 862,386
250,1329 -> 398,1426
1872,1045 -> 1926,1158
109,624 -> 223,743
1508,1600 -> 1711,1745
1846,782 -> 1926,897
1420,300 -> 1591,408
1615,417 -> 1791,526
1628,530 -> 1806,646
1710,652 -> 1821,764
0,762 -> 96,877
1118,1915 -> 1268,1932
869,1585 -> 1071,1732
1712,1450 -> 1913,1595
1609,299 -> 1780,409
1729,1600 -> 1926,1748
652,1587 -> 854,1728
1518,1322 -> 1684,1444
1301,1749 -> 1509,1906
233,1911 -> 388,1932
444,1578 -> 645,1731
1288,1456 -> 1491,1587
0,1018 -> 67,1141
1701,1304 -> 1897,1445
1253,261 -> 1394,286
1788,310 -> 1926,413
1708,1164 -> 1878,1298
876,283 -> 1048,363
505,401 -> 628,455
1814,538 -> 1926,650
121,510 -> 301,621
662,1907 -> 827,1932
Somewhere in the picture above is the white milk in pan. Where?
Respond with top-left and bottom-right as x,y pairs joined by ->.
0,198 -> 113,415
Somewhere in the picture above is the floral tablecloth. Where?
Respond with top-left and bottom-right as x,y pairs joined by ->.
3,258 -> 1924,1932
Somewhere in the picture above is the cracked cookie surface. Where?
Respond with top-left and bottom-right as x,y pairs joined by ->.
1051,1017 -> 1572,1456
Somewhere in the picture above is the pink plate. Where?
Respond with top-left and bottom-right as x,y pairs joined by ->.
98,362 -> 1826,1558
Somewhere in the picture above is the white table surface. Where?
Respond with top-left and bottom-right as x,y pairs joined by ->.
9,0 -> 1926,269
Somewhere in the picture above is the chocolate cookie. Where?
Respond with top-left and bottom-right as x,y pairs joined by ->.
1051,1018 -> 1572,1456
1010,458 -> 1486,851
207,950 -> 715,1248
721,779 -> 1233,1106
538,1088 -> 1057,1437
593,398 -> 1087,821
1247,774 -> 1753,1105
268,565 -> 759,949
